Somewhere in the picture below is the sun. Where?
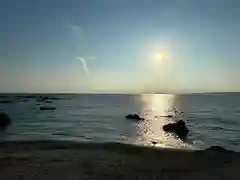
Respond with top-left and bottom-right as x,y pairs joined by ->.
155,54 -> 164,61
155,51 -> 166,61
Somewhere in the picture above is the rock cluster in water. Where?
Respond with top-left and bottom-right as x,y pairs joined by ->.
163,120 -> 189,138
125,112 -> 189,139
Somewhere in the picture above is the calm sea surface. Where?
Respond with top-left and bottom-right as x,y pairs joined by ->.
0,93 -> 239,151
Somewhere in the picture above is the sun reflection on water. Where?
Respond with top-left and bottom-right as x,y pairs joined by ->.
134,94 -> 192,149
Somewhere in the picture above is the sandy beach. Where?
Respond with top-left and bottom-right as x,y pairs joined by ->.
0,141 -> 239,180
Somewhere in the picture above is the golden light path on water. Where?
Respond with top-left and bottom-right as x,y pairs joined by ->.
133,94 -> 193,149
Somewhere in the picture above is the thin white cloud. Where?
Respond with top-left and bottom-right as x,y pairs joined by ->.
64,18 -> 98,77
76,57 -> 89,75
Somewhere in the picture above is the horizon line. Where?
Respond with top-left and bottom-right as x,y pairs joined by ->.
0,91 -> 239,95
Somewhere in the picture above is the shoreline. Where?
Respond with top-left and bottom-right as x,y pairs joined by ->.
0,140 -> 239,179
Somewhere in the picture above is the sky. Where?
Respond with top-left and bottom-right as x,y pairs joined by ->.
0,0 -> 239,93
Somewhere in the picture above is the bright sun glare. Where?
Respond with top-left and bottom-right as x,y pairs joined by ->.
155,51 -> 166,61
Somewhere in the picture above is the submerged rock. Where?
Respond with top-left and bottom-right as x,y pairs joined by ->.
48,97 -> 61,100
40,107 -> 56,111
205,146 -> 234,153
163,120 -> 189,138
23,95 -> 36,99
45,101 -> 52,104
0,100 -> 13,104
36,96 -> 62,102
19,99 -> 28,102
0,113 -> 11,128
36,96 -> 49,102
125,114 -> 144,121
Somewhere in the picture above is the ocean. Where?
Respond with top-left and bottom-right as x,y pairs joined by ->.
0,93 -> 239,151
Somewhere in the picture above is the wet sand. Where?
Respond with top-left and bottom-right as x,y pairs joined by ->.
0,141 -> 239,180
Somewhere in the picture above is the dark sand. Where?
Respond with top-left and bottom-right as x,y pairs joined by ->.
0,141 -> 239,180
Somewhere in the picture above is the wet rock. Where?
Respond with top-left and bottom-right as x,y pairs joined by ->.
0,113 -> 11,128
163,120 -> 189,138
125,114 -> 144,121
151,141 -> 158,145
160,115 -> 173,118
40,107 -> 56,111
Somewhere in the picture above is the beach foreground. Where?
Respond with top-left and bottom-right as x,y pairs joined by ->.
0,141 -> 239,180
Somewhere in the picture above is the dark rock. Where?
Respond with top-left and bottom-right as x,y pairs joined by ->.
163,120 -> 189,138
125,114 -> 144,121
23,95 -> 36,99
40,107 -> 56,111
151,141 -> 157,145
0,113 -> 11,128
160,115 -> 173,118
0,100 -> 13,104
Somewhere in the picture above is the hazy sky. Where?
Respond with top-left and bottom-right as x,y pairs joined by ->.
0,0 -> 239,93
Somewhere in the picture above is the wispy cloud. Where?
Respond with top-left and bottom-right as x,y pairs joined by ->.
65,18 -> 98,77
76,57 -> 89,75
